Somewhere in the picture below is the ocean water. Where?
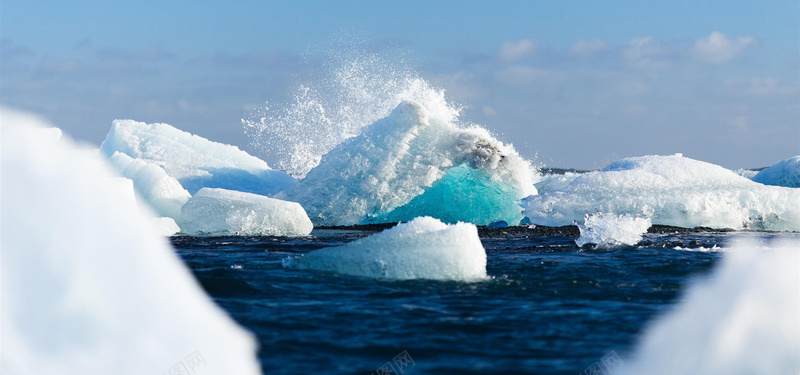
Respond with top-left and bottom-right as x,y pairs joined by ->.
170,227 -> 787,374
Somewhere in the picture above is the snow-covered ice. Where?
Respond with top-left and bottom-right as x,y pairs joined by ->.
524,154 -> 800,231
100,119 -> 295,196
0,108 -> 261,375
751,156 -> 800,188
283,216 -> 488,281
617,237 -> 800,375
182,188 -> 313,237
290,101 -> 537,226
575,213 -> 651,248
108,151 -> 191,227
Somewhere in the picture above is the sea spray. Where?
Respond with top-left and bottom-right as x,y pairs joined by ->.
242,52 -> 461,178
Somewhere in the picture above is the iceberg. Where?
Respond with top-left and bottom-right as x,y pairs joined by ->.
182,188 -> 313,237
289,101 -> 537,226
283,216 -> 487,281
575,213 -> 651,248
524,154 -> 800,231
108,151 -> 191,227
100,119 -> 295,196
0,108 -> 261,375
751,156 -> 800,188
151,217 -> 181,236
618,237 -> 800,375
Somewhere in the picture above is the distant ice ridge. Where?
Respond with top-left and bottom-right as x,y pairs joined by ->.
284,217 -> 487,281
617,237 -> 800,375
0,108 -> 261,375
101,119 -> 295,196
182,188 -> 313,237
524,154 -> 800,231
575,213 -> 651,248
290,101 -> 537,226
751,155 -> 800,188
108,151 -> 191,228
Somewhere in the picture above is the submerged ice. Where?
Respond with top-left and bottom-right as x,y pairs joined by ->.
182,188 -> 313,237
290,101 -> 537,226
524,154 -> 800,231
284,217 -> 487,281
101,119 -> 295,196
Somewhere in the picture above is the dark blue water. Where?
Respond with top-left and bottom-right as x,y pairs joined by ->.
170,229 -> 761,374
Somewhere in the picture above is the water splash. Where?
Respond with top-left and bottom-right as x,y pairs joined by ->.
243,52 -> 462,178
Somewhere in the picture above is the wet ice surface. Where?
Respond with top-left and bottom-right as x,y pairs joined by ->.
171,228 -> 795,374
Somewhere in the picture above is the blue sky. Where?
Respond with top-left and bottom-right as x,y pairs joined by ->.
2,1 -> 798,169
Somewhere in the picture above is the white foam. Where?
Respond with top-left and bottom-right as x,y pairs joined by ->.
108,152 -> 191,227
101,119 -> 295,196
182,188 -> 313,237
524,154 -> 800,231
0,107 -> 260,375
283,217 -> 487,281
752,155 -> 800,188
618,237 -> 800,374
575,213 -> 651,248
290,101 -> 537,226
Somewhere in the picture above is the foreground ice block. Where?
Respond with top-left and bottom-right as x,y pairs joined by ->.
524,154 -> 800,231
284,216 -> 487,281
618,237 -> 800,374
0,108 -> 261,375
100,119 -> 295,196
575,213 -> 651,248
108,151 -> 191,227
751,155 -> 800,188
182,188 -> 313,236
290,101 -> 537,226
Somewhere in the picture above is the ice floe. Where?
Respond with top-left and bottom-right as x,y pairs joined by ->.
284,216 -> 487,281
182,188 -> 313,237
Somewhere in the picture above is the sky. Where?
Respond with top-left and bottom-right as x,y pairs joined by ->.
2,0 -> 798,169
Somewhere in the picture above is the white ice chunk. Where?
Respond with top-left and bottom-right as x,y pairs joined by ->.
751,155 -> 800,188
182,188 -> 313,237
284,216 -> 488,281
100,119 -> 295,196
290,101 -> 537,226
151,217 -> 181,236
575,213 -> 651,248
524,154 -> 800,231
0,107 -> 261,375
109,152 -> 191,227
618,237 -> 800,375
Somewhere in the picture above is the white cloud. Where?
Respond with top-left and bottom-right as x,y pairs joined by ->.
623,37 -> 664,63
498,39 -> 537,62
693,32 -> 756,64
568,39 -> 608,58
745,78 -> 798,96
482,106 -> 496,116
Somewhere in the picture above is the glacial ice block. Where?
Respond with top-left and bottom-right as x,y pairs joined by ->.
618,237 -> 800,374
575,213 -> 651,248
290,101 -> 537,226
0,108 -> 261,375
182,188 -> 313,236
100,119 -> 296,196
524,154 -> 800,231
284,216 -> 487,281
752,156 -> 800,188
108,151 -> 191,227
